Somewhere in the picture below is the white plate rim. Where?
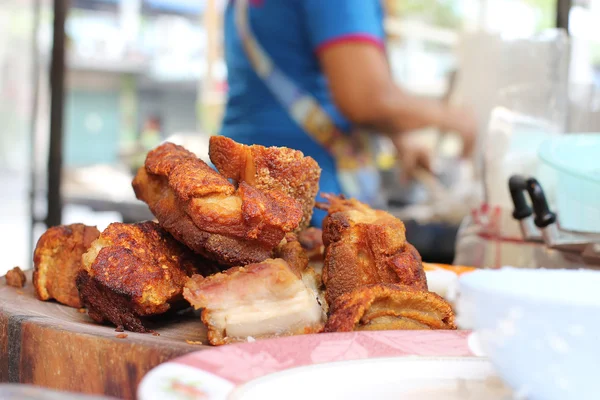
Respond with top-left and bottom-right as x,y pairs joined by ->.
228,356 -> 497,400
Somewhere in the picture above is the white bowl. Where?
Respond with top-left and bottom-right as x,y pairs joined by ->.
458,267 -> 600,400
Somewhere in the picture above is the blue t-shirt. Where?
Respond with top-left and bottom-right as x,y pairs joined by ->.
220,0 -> 385,226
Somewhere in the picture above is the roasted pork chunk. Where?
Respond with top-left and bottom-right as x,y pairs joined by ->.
275,233 -> 309,276
209,136 -> 321,231
5,266 -> 26,288
183,258 -> 325,345
133,142 -> 303,266
77,221 -> 218,332
324,283 -> 456,332
33,224 -> 100,307
277,234 -> 328,312
318,195 -> 428,305
298,227 -> 325,272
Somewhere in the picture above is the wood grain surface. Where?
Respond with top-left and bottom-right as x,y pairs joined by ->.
0,270 -> 209,400
0,384 -> 118,400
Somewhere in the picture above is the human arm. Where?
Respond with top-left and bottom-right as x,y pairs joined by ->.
302,0 -> 476,162
318,42 -> 476,155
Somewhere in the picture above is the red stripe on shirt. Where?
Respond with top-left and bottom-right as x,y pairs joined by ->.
315,34 -> 385,54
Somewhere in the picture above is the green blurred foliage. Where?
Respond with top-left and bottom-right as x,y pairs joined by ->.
390,0 -> 463,29
523,0 -> 556,31
390,0 -> 557,31
591,42 -> 600,67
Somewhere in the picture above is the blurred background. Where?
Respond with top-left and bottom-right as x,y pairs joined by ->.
1,0 -> 599,274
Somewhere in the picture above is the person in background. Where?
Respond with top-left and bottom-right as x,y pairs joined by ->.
140,116 -> 163,152
220,0 -> 476,226
128,115 -> 163,174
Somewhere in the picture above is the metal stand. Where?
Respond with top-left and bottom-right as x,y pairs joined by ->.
556,0 -> 572,34
28,0 -> 42,261
46,0 -> 68,228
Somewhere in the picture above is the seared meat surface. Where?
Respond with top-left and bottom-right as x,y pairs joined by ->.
209,136 -> 321,231
33,224 -> 100,307
318,195 -> 427,305
133,142 -> 303,266
77,221 -> 218,332
325,283 -> 456,332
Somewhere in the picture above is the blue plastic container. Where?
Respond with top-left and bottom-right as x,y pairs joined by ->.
538,133 -> 600,233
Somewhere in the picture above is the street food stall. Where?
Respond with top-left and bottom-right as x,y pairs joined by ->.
1,0 -> 600,399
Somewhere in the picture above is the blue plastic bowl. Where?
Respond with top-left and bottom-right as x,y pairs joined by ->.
538,133 -> 600,233
458,268 -> 600,400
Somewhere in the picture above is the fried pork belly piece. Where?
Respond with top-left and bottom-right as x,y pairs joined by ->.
302,266 -> 329,315
277,234 -> 328,312
77,221 -> 218,332
298,227 -> 325,267
324,283 -> 456,332
275,233 -> 309,276
133,142 -> 303,266
5,267 -> 26,288
33,224 -> 100,307
318,195 -> 428,305
183,258 -> 325,345
209,136 -> 321,231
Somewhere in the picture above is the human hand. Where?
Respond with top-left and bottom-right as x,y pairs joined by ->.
443,105 -> 478,158
391,134 -> 433,183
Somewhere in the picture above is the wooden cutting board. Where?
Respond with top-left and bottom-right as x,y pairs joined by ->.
0,270 -> 209,400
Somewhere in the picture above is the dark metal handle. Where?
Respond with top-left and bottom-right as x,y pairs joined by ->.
525,178 -> 557,228
509,175 -> 533,220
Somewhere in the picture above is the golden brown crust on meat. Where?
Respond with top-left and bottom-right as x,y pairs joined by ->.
298,227 -> 324,262
77,221 -> 217,332
33,224 -> 100,307
386,243 -> 428,288
275,234 -> 309,277
133,142 -> 303,266
319,194 -> 407,248
209,136 -> 321,231
319,195 -> 427,305
324,283 -> 456,332
5,267 -> 26,288
133,168 -> 276,265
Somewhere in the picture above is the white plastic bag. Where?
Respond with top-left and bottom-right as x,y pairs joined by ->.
453,30 -> 571,269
